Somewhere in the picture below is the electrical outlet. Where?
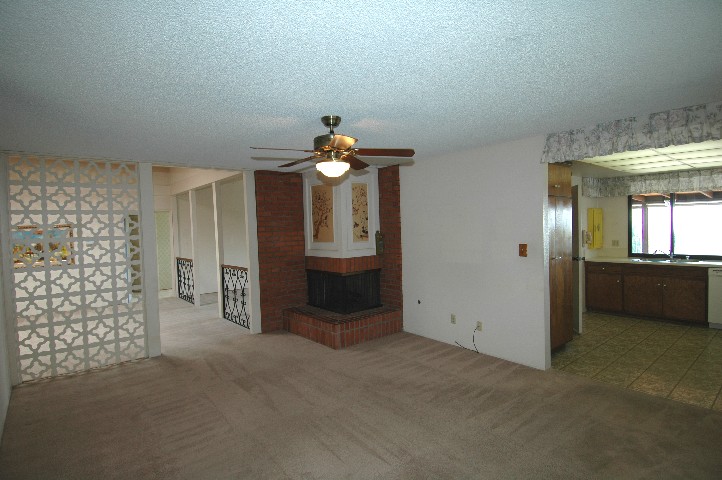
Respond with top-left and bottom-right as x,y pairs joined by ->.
476,321 -> 482,332
450,314 -> 456,325
612,239 -> 620,247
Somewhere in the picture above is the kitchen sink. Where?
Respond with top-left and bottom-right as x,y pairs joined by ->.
630,258 -> 700,263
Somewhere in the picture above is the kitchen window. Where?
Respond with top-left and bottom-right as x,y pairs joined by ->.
629,190 -> 722,259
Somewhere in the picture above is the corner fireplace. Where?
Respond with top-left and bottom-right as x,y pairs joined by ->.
307,269 -> 381,314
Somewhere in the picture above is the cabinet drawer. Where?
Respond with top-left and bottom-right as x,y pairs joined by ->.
586,262 -> 622,275
622,263 -> 707,279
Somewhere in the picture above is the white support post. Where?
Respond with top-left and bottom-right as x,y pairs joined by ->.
212,182 -> 225,319
139,163 -> 161,357
170,194 -> 180,297
188,189 -> 201,306
0,155 -> 19,385
243,172 -> 262,333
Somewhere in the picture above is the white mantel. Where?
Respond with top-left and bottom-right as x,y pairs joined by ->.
303,168 -> 379,258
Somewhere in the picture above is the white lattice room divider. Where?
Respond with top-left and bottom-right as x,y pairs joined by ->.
6,154 -> 147,381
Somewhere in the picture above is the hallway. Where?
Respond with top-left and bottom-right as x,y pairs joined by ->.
159,296 -> 250,354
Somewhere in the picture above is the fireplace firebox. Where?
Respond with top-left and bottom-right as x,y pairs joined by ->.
307,269 -> 381,314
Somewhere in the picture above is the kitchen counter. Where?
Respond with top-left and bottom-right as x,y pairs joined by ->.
586,257 -> 722,267
585,258 -> 713,323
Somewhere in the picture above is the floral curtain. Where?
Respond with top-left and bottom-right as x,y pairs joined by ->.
582,168 -> 722,198
541,101 -> 722,163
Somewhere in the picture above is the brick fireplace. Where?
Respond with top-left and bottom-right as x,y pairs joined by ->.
256,167 -> 403,348
283,254 -> 401,348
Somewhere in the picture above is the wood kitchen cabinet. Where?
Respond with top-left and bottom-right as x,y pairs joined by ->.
663,275 -> 707,323
623,265 -> 707,323
585,263 -> 623,313
548,163 -> 572,197
586,262 -> 708,324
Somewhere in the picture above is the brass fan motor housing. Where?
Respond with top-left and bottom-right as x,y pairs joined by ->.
321,115 -> 342,130
313,133 -> 358,152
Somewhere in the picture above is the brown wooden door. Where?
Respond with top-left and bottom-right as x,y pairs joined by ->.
662,276 -> 707,323
549,194 -> 573,349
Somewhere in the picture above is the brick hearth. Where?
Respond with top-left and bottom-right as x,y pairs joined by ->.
283,305 -> 402,349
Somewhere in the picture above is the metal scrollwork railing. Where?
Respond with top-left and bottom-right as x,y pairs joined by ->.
176,257 -> 195,304
221,264 -> 250,328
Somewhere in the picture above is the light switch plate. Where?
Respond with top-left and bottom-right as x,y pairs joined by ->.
519,243 -> 528,257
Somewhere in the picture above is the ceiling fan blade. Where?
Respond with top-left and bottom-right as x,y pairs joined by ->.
251,156 -> 304,161
342,153 -> 369,170
353,148 -> 415,157
279,155 -> 319,168
361,157 -> 415,167
251,147 -> 315,153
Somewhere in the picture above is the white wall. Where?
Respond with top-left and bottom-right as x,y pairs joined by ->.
401,136 -> 550,370
220,177 -> 249,268
176,194 -> 192,258
169,167 -> 240,195
195,186 -> 218,294
152,167 -> 172,211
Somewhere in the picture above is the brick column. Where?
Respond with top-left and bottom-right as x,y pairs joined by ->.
254,171 -> 306,332
378,166 -> 403,311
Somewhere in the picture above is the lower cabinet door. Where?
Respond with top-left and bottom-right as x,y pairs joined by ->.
623,274 -> 662,317
662,276 -> 707,323
586,272 -> 623,313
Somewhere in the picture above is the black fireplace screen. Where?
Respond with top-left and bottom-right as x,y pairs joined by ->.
307,269 -> 381,314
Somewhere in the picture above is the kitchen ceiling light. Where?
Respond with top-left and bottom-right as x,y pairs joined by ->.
316,159 -> 350,177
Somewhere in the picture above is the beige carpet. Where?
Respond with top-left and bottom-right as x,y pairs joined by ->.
1,297 -> 721,479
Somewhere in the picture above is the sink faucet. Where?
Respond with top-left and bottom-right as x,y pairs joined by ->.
652,249 -> 674,259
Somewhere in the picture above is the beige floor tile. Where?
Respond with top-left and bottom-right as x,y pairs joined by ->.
713,394 -> 722,412
680,327 -> 717,339
595,364 -> 645,387
670,385 -> 719,409
553,313 -> 721,409
562,360 -> 604,378
605,335 -> 642,348
551,353 -> 576,369
576,347 -> 615,362
634,342 -> 670,356
658,350 -> 701,366
689,360 -> 722,382
697,345 -> 722,362
678,369 -> 722,388
645,360 -> 692,380
630,374 -> 677,397
593,343 -> 630,357
619,349 -> 659,366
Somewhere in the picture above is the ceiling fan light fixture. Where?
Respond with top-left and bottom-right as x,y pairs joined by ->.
316,159 -> 350,177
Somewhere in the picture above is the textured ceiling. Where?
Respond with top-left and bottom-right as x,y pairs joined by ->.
1,1 -> 722,171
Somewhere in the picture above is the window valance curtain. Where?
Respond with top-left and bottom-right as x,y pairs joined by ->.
582,168 -> 722,198
541,101 -> 722,164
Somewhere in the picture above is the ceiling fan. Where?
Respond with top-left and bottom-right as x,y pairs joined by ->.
251,115 -> 415,177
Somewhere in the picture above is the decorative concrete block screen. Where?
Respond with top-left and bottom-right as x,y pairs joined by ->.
7,155 -> 147,381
